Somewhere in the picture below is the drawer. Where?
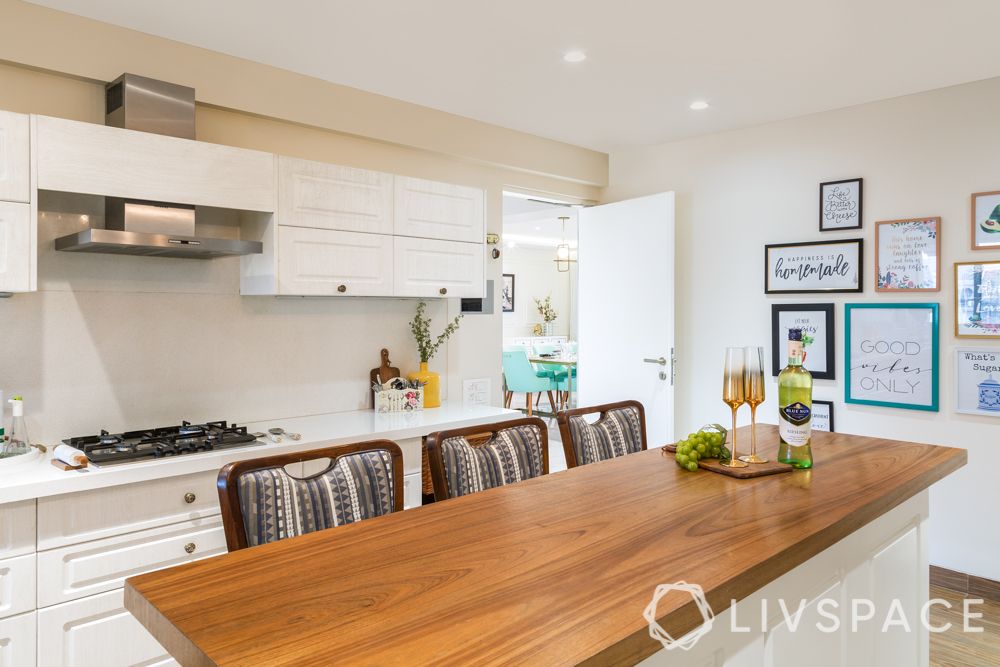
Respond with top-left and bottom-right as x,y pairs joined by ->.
0,500 -> 35,558
38,471 -> 220,550
38,517 -> 226,607
0,611 -> 35,667
403,472 -> 422,510
38,589 -> 176,667
0,554 -> 34,619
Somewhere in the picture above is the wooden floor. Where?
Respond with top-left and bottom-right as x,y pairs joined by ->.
930,585 -> 1000,666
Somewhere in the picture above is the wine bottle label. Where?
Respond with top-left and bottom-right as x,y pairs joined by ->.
779,401 -> 811,446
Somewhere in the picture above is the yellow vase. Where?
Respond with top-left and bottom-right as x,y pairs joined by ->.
408,362 -> 440,408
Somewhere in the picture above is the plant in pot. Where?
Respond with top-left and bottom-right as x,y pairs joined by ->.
534,295 -> 558,336
408,302 -> 462,408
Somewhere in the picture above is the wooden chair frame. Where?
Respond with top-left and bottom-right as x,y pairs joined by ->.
556,400 -> 648,469
217,439 -> 404,551
425,418 -> 549,502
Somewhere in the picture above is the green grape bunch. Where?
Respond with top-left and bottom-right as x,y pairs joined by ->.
672,427 -> 728,472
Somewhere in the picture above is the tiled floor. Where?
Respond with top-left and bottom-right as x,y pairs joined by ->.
930,585 -> 1000,666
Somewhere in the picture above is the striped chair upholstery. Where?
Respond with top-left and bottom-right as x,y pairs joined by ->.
559,401 -> 647,468
217,441 -> 403,551
428,419 -> 548,500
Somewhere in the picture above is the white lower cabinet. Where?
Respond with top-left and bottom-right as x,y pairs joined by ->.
0,554 -> 35,619
38,589 -> 176,667
394,236 -> 485,298
277,226 -> 394,296
403,472 -> 422,510
0,611 -> 35,667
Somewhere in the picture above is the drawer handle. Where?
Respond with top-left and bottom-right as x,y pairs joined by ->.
338,284 -> 347,293
439,287 -> 448,295
184,542 -> 196,554
184,492 -> 196,504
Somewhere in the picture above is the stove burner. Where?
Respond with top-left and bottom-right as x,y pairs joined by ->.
63,420 -> 261,466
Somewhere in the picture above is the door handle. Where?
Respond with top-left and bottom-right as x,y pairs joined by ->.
643,357 -> 667,366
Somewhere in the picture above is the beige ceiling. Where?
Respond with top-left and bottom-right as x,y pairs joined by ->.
27,0 -> 1000,152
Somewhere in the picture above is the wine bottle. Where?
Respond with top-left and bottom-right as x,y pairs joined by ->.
777,328 -> 813,468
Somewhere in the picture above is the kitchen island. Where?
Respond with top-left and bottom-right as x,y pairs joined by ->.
124,426 -> 965,666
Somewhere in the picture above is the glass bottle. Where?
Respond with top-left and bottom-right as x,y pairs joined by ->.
777,329 -> 813,468
5,396 -> 29,456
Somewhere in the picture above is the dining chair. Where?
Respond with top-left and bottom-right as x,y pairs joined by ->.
502,350 -> 557,415
556,400 -> 647,469
217,440 -> 403,551
425,417 -> 549,501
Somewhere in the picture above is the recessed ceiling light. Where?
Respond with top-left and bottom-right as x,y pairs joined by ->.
689,100 -> 710,111
563,50 -> 587,63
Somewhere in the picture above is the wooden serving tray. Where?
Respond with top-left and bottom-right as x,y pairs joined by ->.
662,444 -> 794,478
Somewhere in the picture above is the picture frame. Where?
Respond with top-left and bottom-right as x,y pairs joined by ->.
770,303 -> 835,380
845,303 -> 939,412
819,178 -> 863,231
811,400 -> 834,432
875,217 -> 940,292
954,261 -> 1000,338
954,348 -> 1000,416
971,190 -> 1000,250
501,274 -> 515,313
764,239 -> 863,294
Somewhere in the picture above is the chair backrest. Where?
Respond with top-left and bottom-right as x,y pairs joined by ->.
556,400 -> 647,469
564,341 -> 579,356
502,350 -> 546,392
425,418 -> 549,501
217,440 -> 403,551
532,343 -> 558,356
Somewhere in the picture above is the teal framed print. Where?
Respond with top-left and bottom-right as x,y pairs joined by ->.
845,303 -> 939,411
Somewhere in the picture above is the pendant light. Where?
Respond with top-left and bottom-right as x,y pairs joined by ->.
554,216 -> 576,272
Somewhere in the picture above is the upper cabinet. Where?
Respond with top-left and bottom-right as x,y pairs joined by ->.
394,176 -> 485,243
0,202 -> 32,293
394,237 -> 485,298
276,227 -> 394,297
278,157 -> 393,234
35,115 -> 275,212
0,111 -> 30,203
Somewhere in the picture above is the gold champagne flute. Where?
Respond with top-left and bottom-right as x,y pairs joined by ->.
721,347 -> 748,468
739,346 -> 768,464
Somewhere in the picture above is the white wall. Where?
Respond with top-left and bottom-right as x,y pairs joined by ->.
606,77 -> 1000,581
502,246 -> 574,340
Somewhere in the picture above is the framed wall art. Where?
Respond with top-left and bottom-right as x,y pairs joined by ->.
955,348 -> 1000,416
954,261 -> 1000,338
764,239 -> 863,294
501,273 -> 515,312
875,217 -> 940,292
971,190 -> 1000,250
770,303 -> 835,379
811,400 -> 834,432
845,303 -> 939,412
819,178 -> 863,231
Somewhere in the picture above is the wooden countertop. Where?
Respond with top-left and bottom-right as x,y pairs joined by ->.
124,426 -> 965,666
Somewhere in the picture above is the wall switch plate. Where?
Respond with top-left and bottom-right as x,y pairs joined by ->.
463,378 -> 491,408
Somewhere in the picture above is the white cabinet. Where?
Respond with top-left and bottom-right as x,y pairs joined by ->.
277,226 -> 394,296
394,236 -> 485,298
37,517 -> 226,607
278,156 -> 393,234
403,472 -> 422,510
0,202 -> 31,293
0,500 -> 35,558
0,111 -> 29,203
0,555 -> 34,619
394,176 -> 484,243
37,589 -> 176,667
35,115 -> 275,212
0,611 -> 35,667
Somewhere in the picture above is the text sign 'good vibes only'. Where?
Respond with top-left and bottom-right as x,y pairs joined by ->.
765,239 -> 863,294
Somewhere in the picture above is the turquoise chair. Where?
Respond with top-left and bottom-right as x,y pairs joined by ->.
502,350 -> 557,415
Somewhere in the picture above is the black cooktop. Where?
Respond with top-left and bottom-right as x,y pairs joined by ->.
63,420 -> 260,466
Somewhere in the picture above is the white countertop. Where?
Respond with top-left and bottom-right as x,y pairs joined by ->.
0,403 -> 519,504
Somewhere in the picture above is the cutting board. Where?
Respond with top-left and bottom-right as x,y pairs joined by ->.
370,348 -> 401,408
661,444 -> 794,478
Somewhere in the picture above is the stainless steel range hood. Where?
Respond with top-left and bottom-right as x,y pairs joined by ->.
54,74 -> 263,259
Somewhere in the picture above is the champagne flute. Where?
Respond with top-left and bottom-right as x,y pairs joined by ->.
739,346 -> 768,464
721,347 -> 749,468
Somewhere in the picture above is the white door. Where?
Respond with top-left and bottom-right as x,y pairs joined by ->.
393,236 -> 485,298
394,176 -> 485,243
278,227 -> 394,296
278,156 -> 393,234
577,192 -> 675,445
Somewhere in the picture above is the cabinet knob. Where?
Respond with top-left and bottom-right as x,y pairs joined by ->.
439,287 -> 448,295
184,542 -> 196,554
338,284 -> 347,293
184,492 -> 196,504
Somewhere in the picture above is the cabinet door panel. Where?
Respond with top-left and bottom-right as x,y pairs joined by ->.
0,202 -> 30,293
37,590 -> 176,667
278,226 -> 393,296
0,500 -> 35,558
0,555 -> 34,620
394,176 -> 484,243
0,111 -> 29,203
394,236 -> 484,298
0,611 -> 35,667
278,157 -> 393,233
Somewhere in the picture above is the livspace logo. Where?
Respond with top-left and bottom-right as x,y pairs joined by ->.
644,583 -> 984,652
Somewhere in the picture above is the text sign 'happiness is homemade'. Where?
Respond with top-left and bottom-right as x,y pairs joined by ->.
765,239 -> 864,294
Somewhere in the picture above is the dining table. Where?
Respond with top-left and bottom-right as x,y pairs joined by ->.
529,354 -> 577,409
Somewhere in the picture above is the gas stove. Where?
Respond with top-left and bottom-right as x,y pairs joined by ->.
64,420 -> 261,466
